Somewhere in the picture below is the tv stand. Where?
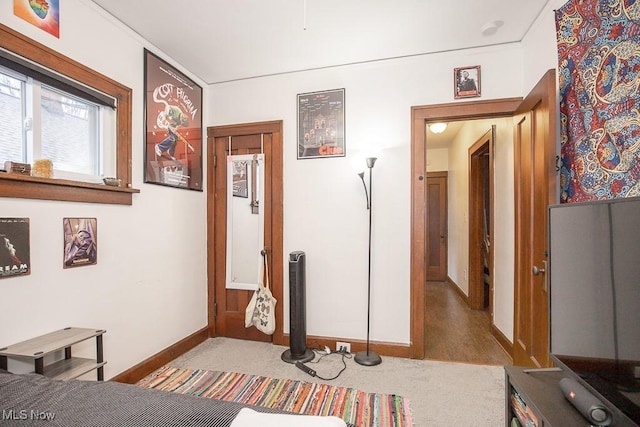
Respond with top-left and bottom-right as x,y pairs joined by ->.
505,366 -> 588,426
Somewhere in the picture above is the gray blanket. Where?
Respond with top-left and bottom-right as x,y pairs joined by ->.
0,370 -> 355,427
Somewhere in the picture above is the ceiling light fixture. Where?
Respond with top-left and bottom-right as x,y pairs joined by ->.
429,123 -> 447,134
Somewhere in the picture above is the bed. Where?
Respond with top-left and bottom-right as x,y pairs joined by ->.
0,369 -> 350,427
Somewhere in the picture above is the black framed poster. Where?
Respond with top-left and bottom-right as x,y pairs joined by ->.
297,88 -> 345,159
144,49 -> 203,191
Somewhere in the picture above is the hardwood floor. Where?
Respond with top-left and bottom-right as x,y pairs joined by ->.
425,281 -> 512,366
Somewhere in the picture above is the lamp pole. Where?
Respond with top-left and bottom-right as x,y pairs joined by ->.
355,157 -> 382,366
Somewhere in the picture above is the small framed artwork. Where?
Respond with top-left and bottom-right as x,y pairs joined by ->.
63,218 -> 97,269
14,0 -> 60,38
144,49 -> 203,191
232,160 -> 249,198
297,88 -> 345,159
454,65 -> 481,99
0,218 -> 30,279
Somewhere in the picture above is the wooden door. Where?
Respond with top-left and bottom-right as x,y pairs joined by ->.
207,121 -> 284,344
426,172 -> 447,281
512,70 -> 557,368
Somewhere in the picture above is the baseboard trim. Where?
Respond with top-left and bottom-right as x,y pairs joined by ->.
446,276 -> 513,361
111,327 -> 209,384
446,276 -> 468,305
291,335 -> 412,359
490,323 -> 513,361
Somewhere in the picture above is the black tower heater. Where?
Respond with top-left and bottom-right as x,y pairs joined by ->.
281,251 -> 314,363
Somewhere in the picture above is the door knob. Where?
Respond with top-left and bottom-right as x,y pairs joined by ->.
532,265 -> 546,275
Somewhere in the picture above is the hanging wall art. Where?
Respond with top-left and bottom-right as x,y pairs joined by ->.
297,88 -> 345,159
0,218 -> 30,279
144,49 -> 203,191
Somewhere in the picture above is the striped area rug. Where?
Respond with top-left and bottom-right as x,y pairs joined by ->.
137,366 -> 413,427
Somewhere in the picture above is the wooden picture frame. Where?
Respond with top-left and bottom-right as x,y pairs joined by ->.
144,49 -> 203,191
297,88 -> 345,159
454,65 -> 481,99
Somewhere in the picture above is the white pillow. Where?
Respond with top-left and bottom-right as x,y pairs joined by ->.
230,408 -> 347,427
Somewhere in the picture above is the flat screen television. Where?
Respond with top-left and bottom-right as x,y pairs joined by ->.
549,197 -> 640,426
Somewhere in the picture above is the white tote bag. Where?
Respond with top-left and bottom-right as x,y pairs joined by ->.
244,251 -> 276,335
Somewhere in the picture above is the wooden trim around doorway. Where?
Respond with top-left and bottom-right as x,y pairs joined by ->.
411,98 -> 521,359
468,129 -> 494,311
206,121 -> 284,346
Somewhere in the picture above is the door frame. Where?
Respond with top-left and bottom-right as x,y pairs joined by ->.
411,98 -> 523,359
206,120 -> 284,346
468,128 -> 494,312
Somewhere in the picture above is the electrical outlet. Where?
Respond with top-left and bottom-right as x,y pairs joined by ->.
336,341 -> 351,353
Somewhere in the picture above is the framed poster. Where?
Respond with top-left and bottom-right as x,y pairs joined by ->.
144,49 -> 203,191
297,88 -> 345,159
454,65 -> 481,99
0,218 -> 30,279
63,218 -> 97,269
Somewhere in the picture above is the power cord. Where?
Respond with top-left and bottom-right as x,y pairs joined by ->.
295,347 -> 352,381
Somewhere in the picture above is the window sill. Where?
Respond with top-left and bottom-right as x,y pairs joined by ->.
0,173 -> 140,205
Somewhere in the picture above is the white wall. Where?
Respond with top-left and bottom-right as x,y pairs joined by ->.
0,0 -> 564,369
209,2 -> 564,347
522,0 -> 565,95
445,117 -> 515,340
493,122 -> 516,340
0,0 -> 208,378
426,148 -> 449,172
210,43 -> 527,344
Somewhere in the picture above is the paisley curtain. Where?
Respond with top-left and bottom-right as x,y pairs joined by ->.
556,0 -> 640,202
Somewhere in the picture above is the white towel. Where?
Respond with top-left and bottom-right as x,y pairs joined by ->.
230,408 -> 347,427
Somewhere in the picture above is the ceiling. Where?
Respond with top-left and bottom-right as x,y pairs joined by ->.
89,0 -> 551,85
88,0 -> 551,149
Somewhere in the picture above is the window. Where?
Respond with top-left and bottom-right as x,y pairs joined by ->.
0,23 -> 137,205
0,68 -> 116,182
0,71 -> 23,162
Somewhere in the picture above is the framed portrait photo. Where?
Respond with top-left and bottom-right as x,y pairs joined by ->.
454,65 -> 481,99
144,49 -> 203,191
297,88 -> 345,159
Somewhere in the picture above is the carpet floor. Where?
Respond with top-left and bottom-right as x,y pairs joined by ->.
138,365 -> 413,427
168,338 -> 505,426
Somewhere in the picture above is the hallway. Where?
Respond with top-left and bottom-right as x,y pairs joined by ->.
425,281 -> 512,366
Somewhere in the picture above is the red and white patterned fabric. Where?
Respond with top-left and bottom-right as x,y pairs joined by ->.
556,0 -> 640,202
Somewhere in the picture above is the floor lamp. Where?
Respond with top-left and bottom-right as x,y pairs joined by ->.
355,157 -> 382,366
